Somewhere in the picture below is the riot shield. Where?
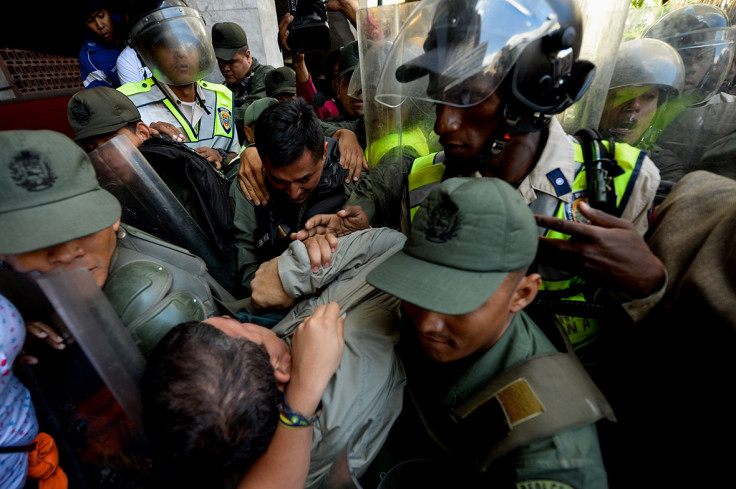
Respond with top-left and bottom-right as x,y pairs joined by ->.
636,3 -> 736,179
1,268 -> 168,488
88,135 -> 241,294
556,0 -> 630,133
353,3 -> 441,233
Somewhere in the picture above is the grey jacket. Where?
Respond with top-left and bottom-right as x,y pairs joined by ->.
271,228 -> 407,488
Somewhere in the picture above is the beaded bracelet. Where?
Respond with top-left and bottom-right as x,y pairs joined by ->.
278,396 -> 322,429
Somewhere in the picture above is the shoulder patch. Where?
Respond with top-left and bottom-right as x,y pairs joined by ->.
516,479 -> 577,489
546,168 -> 572,196
218,107 -> 232,134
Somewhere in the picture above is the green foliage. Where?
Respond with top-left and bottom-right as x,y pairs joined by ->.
630,0 -> 664,8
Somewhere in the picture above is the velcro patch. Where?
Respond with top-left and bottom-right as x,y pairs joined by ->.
495,378 -> 544,427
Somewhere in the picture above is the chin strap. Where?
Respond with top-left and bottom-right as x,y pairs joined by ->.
487,103 -> 549,156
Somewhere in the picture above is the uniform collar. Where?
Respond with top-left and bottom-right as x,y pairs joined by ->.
516,117 -> 576,205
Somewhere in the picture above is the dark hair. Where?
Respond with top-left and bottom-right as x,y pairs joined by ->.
142,321 -> 281,481
254,98 -> 324,168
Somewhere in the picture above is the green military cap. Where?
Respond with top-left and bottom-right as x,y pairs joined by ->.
68,87 -> 141,142
338,40 -> 360,78
367,177 -> 538,315
0,130 -> 121,255
212,22 -> 248,60
244,97 -> 278,127
265,67 -> 297,98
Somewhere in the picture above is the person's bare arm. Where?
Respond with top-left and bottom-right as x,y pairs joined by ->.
326,0 -> 358,27
236,303 -> 344,489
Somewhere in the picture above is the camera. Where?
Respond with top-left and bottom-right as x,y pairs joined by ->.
287,0 -> 331,54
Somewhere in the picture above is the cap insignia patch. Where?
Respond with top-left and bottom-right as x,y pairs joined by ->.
423,202 -> 459,243
9,150 -> 57,191
69,98 -> 91,126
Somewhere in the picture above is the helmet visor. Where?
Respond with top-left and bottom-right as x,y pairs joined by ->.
375,0 -> 560,108
131,7 -> 216,86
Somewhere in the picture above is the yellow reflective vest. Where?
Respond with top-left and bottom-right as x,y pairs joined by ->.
119,78 -> 237,153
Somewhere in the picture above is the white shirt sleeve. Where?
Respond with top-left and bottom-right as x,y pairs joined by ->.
116,46 -> 152,85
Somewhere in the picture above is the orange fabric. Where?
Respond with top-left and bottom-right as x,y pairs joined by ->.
27,432 -> 68,489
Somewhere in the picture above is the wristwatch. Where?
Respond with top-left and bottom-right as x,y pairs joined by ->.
216,148 -> 228,163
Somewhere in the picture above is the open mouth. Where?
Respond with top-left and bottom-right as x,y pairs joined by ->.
609,117 -> 639,135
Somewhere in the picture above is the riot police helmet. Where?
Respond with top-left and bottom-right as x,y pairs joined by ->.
128,0 -> 216,86
609,38 -> 685,102
644,4 -> 736,103
376,0 -> 595,124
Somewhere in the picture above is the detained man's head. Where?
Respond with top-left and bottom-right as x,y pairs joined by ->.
254,98 -> 327,204
367,177 -> 541,363
0,130 -> 122,287
141,319 -> 284,480
67,87 -> 151,151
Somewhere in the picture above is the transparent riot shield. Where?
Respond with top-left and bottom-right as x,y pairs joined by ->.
352,3 -> 441,233
556,0 -> 630,133
1,268 -> 168,488
633,2 -> 736,181
88,135 -> 241,294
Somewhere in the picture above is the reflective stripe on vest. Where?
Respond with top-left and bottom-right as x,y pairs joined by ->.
539,138 -> 645,368
119,78 -> 235,150
407,152 -> 445,221
367,127 -> 430,168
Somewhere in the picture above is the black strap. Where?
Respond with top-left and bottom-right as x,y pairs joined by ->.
0,442 -> 36,453
574,128 -> 625,217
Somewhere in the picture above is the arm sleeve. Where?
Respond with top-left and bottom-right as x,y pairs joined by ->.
229,179 -> 261,294
277,227 -> 406,299
116,47 -> 149,85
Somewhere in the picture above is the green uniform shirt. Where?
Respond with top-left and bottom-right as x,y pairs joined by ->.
388,311 -> 608,488
228,58 -> 274,144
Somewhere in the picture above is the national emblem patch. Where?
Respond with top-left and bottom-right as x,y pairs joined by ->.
218,107 -> 232,134
9,150 -> 57,191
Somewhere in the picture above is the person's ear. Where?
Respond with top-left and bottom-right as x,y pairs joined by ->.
509,273 -> 541,313
273,364 -> 290,386
244,125 -> 254,145
136,121 -> 151,141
